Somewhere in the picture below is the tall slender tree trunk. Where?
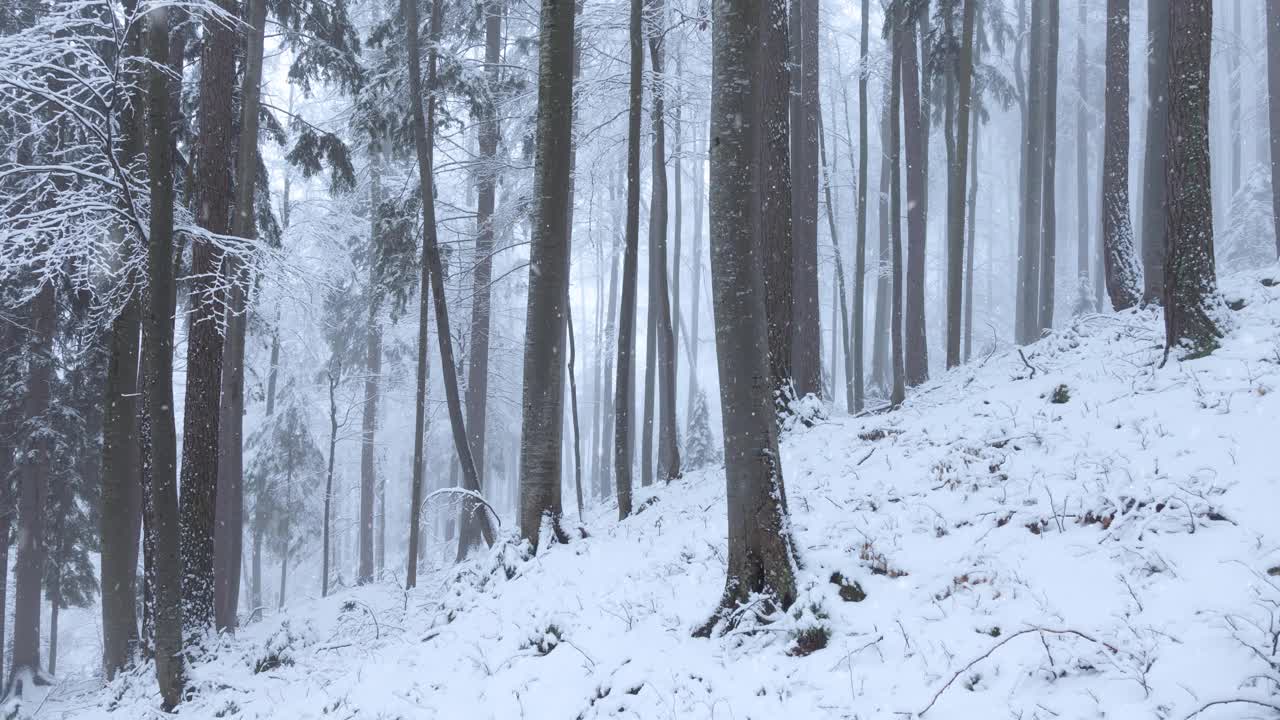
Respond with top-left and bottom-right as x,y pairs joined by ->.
600,172 -> 621,500
1270,0 -> 1280,259
1164,0 -> 1221,358
685,132 -> 706,421
615,0 -> 645,519
1037,0 -> 1060,333
214,0 -> 268,634
648,0 -> 680,482
1103,0 -> 1142,311
404,0 -> 496,559
762,0 -> 795,415
100,0 -> 146,677
947,0 -> 978,368
407,171 -> 432,583
517,0 -> 576,548
818,113 -> 854,412
461,0 -> 503,556
697,0 -> 798,634
871,68 -> 892,394
671,44 -> 684,397
849,0 -> 869,410
964,100 -> 979,361
322,367 -> 338,597
1228,1 -> 1241,200
1076,0 -> 1092,313
902,14 -> 927,385
142,5 -> 184,705
1017,0 -> 1046,342
788,0 -> 821,400
181,0 -> 238,633
359,143 -> 382,582
890,4 -> 906,407
641,254 -> 656,485
8,283 -> 53,694
1141,0 -> 1170,303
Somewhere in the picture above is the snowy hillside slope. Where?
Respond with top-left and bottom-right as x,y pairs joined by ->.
51,266 -> 1280,719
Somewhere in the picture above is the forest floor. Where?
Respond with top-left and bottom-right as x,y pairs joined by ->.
43,265 -> 1280,719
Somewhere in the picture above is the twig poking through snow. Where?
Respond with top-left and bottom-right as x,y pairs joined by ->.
917,628 -> 1120,716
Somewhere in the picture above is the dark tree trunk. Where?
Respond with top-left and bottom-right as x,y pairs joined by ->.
890,1 -> 906,407
1163,0 -> 1221,358
1141,0 -> 1170,303
762,0 -> 795,415
789,0 -> 821,400
181,0 -> 238,634
1076,0 -> 1092,312
517,0 -> 576,548
615,0 -> 644,519
9,283 -> 53,691
852,0 -> 869,410
641,252 -> 656,486
1103,0 -> 1142,311
1267,0 -> 1280,258
407,164 -> 431,583
964,101 -> 979,361
902,12 -> 927,386
359,149 -> 382,582
1037,0 -> 1060,333
100,0 -> 146,677
142,5 -> 185,705
214,0 -> 268,635
947,0 -> 978,368
648,0 -> 681,482
697,0 -> 798,634
1017,0 -> 1046,342
461,0 -> 503,555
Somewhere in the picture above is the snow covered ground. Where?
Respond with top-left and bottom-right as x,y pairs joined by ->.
43,267 -> 1280,719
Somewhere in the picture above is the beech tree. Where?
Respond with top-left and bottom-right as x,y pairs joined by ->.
1141,0 -> 1170,303
517,0 -> 576,547
698,0 -> 798,634
1102,0 -> 1141,311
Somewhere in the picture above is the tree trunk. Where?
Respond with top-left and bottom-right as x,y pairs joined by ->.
1228,0 -> 1241,200
1271,0 -> 1280,259
871,67 -> 892,395
1037,0 -> 1060,333
181,0 -> 238,633
407,213 -> 431,585
323,367 -> 338,597
1141,0 -> 1170,303
818,112 -> 855,412
359,143 -> 382,582
964,101 -> 979,361
213,0 -> 268,635
142,5 -> 184,705
698,0 -> 798,634
642,258 -> 656,486
461,0 -> 503,556
648,0 -> 681,482
849,0 -> 869,410
685,131 -> 706,421
671,45 -> 684,402
902,12 -> 927,386
1076,0 -> 1092,312
890,2 -> 906,407
9,282 -> 53,692
600,174 -> 621,500
1103,0 -> 1142,311
762,0 -> 795,415
615,0 -> 644,519
517,0 -> 576,548
789,0 -> 821,400
1017,0 -> 1046,342
947,0 -> 978,368
1163,0 -> 1222,358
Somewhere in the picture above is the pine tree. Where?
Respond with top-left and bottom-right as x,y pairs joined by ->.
683,390 -> 720,471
